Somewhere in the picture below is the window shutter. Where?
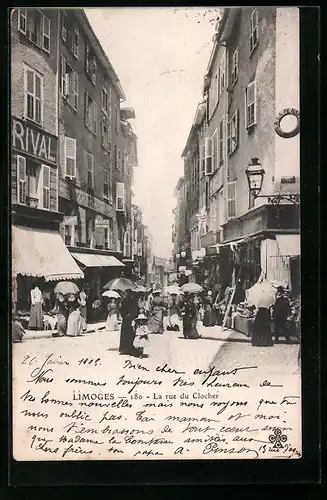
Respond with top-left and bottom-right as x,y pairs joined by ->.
42,164 -> 50,209
61,57 -> 69,97
16,155 -> 26,204
205,137 -> 213,175
73,28 -> 79,58
116,182 -> 124,211
227,181 -> 236,219
18,9 -> 27,34
71,71 -> 78,109
246,80 -> 257,128
92,99 -> 97,134
85,42 -> 89,73
42,15 -> 50,52
64,137 -> 76,178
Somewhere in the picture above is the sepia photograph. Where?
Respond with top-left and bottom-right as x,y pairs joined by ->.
10,6 -> 302,462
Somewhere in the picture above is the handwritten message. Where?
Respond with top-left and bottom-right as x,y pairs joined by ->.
12,339 -> 301,461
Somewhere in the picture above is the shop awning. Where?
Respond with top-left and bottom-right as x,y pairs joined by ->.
276,234 -> 301,257
12,226 -> 84,281
71,253 -> 125,268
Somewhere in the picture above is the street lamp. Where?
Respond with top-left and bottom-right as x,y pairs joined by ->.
176,253 -> 180,260
245,157 -> 300,205
181,251 -> 186,258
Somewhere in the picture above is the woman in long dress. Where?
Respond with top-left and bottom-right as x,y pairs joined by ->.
182,293 -> 201,339
66,294 -> 83,337
167,293 -> 180,331
119,290 -> 139,355
106,298 -> 119,331
203,291 -> 216,327
148,290 -> 165,334
252,307 -> 273,347
55,294 -> 69,337
28,283 -> 43,330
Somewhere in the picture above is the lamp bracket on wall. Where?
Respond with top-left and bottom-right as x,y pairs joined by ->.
255,193 -> 300,205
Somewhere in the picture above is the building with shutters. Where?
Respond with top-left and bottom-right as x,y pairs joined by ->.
179,7 -> 300,295
11,8 -> 141,315
11,8 -> 85,312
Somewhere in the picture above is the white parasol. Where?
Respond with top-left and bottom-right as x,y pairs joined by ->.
246,280 -> 277,309
102,290 -> 120,299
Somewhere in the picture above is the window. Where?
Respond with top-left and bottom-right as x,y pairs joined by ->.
116,182 -> 125,212
117,149 -> 121,170
115,105 -> 120,134
124,230 -> 131,258
204,137 -> 213,176
101,122 -> 110,150
61,57 -> 78,110
245,80 -> 257,129
124,151 -> 128,174
16,155 -> 26,204
104,222 -> 112,249
102,168 -> 109,200
200,143 -> 205,177
250,9 -> 259,54
227,181 -> 236,219
212,129 -> 218,171
231,48 -> 239,84
72,28 -> 79,58
18,9 -> 51,53
101,87 -> 109,113
41,164 -> 50,210
114,145 -> 117,169
23,64 -> 43,124
61,12 -> 68,42
85,93 -> 97,134
227,110 -> 239,155
85,151 -> 94,187
64,136 -> 76,179
219,119 -> 224,166
219,56 -> 225,96
85,42 -> 96,84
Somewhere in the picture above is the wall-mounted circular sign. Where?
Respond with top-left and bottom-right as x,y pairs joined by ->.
274,108 -> 300,138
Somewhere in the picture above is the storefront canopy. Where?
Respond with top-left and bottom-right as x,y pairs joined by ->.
276,234 -> 300,257
71,253 -> 125,268
12,226 -> 84,281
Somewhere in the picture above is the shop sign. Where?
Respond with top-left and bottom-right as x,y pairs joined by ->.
64,216 -> 77,226
59,179 -> 114,218
95,219 -> 110,228
12,117 -> 57,165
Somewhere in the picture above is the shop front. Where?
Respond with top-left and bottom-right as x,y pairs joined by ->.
69,249 -> 125,321
12,215 -> 84,314
219,204 -> 300,337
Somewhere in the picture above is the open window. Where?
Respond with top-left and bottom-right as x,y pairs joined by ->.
18,9 -> 51,53
61,57 -> 78,110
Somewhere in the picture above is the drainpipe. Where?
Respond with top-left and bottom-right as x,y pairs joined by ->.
56,10 -> 60,213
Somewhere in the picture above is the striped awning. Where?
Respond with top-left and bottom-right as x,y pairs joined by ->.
71,252 -> 125,268
12,226 -> 84,281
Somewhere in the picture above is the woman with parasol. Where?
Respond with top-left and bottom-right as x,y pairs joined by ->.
54,282 -> 83,337
119,288 -> 139,355
249,281 -> 275,347
102,290 -> 120,331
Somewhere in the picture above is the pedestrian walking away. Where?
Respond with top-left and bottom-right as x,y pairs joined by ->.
203,290 -> 216,327
167,293 -> 180,331
28,282 -> 43,330
252,307 -> 274,347
182,293 -> 201,339
119,290 -> 139,356
273,286 -> 292,343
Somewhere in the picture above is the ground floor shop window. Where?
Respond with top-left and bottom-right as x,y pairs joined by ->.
241,242 -> 261,290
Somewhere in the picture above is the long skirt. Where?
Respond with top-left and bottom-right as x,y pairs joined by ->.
106,312 -> 119,331
28,302 -> 43,330
119,317 -> 136,355
148,307 -> 164,334
57,313 -> 67,336
67,309 -> 83,337
183,315 -> 200,339
203,305 -> 215,327
80,305 -> 87,321
252,308 -> 273,347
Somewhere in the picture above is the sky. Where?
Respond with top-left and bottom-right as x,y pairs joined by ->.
85,7 -> 220,259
